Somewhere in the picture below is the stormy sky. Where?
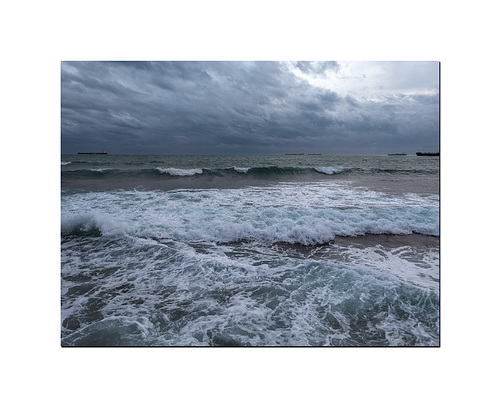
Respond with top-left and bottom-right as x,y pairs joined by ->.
61,61 -> 439,155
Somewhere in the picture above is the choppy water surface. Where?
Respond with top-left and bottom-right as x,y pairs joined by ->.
61,155 -> 439,346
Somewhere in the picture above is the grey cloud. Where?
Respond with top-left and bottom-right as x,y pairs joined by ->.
61,61 -> 439,154
295,61 -> 341,75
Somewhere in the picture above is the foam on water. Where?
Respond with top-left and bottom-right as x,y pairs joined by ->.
61,179 -> 439,346
311,243 -> 439,289
157,167 -> 204,176
61,233 -> 439,346
61,211 -> 130,237
233,167 -> 250,173
61,182 -> 439,245
314,166 -> 345,175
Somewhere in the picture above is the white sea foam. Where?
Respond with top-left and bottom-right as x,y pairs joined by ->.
314,166 -> 344,175
157,167 -> 203,176
233,167 -> 250,173
61,157 -> 440,346
61,211 -> 130,236
89,168 -> 111,172
61,161 -> 71,165
61,230 -> 439,345
61,182 -> 439,244
317,244 -> 439,289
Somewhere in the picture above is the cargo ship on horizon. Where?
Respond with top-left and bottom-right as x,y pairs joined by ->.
77,150 -> 108,155
416,152 -> 439,156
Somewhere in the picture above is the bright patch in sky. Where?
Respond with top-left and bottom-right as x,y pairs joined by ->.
288,61 -> 439,102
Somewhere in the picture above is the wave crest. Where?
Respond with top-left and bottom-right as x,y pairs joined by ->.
314,166 -> 345,175
61,187 -> 439,244
61,212 -> 129,237
156,167 -> 203,176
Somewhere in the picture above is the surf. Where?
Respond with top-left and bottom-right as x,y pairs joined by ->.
61,183 -> 439,244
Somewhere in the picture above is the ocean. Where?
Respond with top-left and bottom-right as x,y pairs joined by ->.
61,154 -> 439,346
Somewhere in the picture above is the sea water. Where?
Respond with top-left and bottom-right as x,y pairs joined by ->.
61,154 -> 439,346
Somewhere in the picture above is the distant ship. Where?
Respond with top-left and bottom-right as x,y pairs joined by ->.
416,152 -> 439,156
78,150 -> 108,155
388,153 -> 407,156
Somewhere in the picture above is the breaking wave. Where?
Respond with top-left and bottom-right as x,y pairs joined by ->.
61,185 -> 439,244
61,164 -> 441,181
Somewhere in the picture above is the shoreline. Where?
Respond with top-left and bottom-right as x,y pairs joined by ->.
334,233 -> 439,250
263,233 -> 440,259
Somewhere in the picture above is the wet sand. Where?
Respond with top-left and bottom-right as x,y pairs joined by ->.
268,233 -> 439,260
344,173 -> 440,195
334,233 -> 439,250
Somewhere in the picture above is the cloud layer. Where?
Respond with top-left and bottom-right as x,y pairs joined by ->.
61,61 -> 439,154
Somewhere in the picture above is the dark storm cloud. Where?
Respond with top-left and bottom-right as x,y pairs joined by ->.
61,61 -> 439,154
